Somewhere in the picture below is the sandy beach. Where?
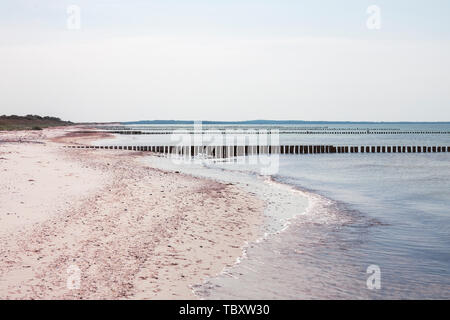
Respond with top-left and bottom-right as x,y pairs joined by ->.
0,127 -> 264,299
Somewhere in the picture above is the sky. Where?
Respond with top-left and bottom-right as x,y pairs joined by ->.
0,0 -> 449,122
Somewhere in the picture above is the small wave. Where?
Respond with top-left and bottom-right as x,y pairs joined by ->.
267,175 -> 388,229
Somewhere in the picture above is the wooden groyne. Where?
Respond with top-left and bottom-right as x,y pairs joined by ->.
63,144 -> 450,157
82,130 -> 450,135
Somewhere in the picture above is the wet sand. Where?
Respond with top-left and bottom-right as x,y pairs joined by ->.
0,127 -> 264,299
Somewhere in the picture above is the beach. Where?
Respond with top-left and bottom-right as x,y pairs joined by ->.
0,127 -> 264,299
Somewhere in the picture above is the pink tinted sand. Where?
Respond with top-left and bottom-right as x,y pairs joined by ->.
0,127 -> 264,299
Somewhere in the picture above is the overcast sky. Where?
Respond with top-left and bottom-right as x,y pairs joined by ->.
0,0 -> 449,122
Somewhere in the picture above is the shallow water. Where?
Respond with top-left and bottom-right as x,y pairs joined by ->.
192,154 -> 450,299
94,123 -> 450,147
114,123 -> 450,299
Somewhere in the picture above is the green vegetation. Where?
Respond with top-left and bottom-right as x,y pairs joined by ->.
0,115 -> 73,131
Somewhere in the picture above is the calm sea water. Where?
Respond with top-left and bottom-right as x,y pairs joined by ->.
96,123 -> 450,299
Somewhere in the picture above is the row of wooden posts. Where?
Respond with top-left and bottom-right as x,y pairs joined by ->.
103,130 -> 450,135
64,144 -> 450,157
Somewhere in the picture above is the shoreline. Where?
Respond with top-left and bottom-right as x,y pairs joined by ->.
141,154 -> 316,298
0,126 -> 265,299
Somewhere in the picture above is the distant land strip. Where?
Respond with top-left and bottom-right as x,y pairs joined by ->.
0,115 -> 72,131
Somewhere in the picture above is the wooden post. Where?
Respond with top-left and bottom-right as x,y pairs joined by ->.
215,146 -> 220,158
225,146 -> 231,158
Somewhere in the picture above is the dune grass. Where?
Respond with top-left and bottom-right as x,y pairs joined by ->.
0,115 -> 72,131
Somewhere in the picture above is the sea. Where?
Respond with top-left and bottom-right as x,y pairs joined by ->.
94,123 -> 450,299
